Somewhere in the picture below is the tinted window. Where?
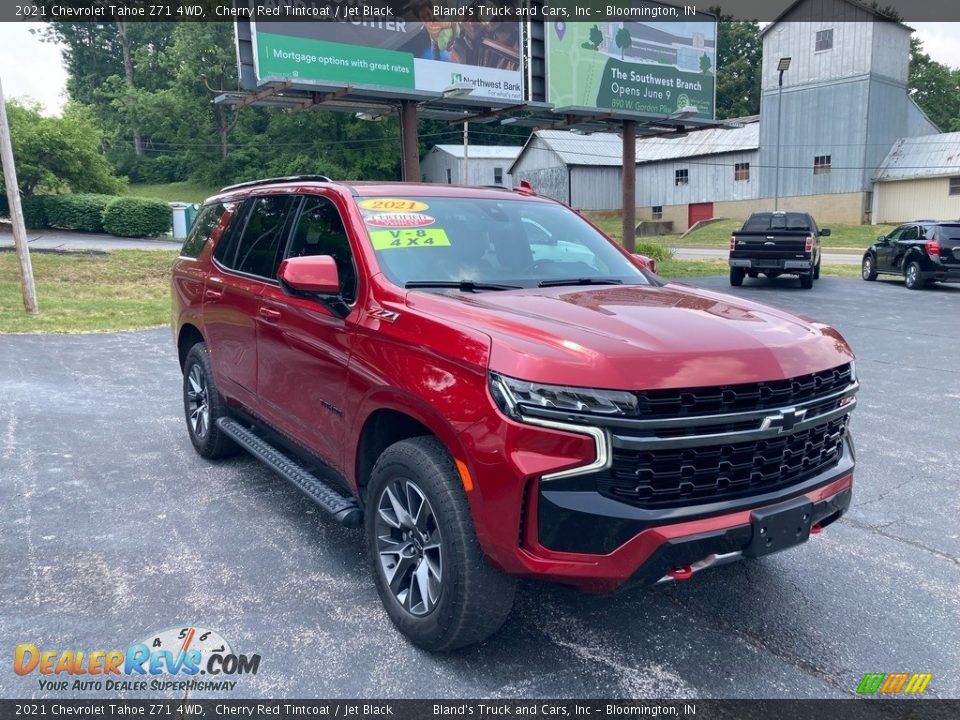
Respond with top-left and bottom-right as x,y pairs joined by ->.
743,213 -> 813,232
287,196 -> 357,302
181,203 -> 227,258
234,196 -> 296,278
213,200 -> 252,268
900,226 -> 919,241
936,224 -> 960,241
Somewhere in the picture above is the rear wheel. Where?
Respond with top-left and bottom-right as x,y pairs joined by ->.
366,436 -> 516,651
904,261 -> 924,290
862,255 -> 878,281
182,343 -> 239,459
730,267 -> 745,287
799,273 -> 814,289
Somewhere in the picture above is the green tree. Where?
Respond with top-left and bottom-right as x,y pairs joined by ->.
0,101 -> 125,196
909,37 -> 960,131
700,54 -> 713,75
615,27 -> 632,60
711,10 -> 762,119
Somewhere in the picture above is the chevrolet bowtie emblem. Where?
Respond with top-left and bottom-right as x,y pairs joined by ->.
761,407 -> 808,433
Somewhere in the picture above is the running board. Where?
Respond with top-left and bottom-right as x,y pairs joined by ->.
217,417 -> 362,527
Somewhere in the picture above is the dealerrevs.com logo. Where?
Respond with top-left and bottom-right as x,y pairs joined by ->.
14,626 -> 261,693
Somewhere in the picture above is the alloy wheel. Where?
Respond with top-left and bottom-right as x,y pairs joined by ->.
375,479 -> 443,616
186,364 -> 210,439
862,258 -> 872,279
906,264 -> 919,288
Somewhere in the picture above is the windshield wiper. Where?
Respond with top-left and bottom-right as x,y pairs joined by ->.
538,278 -> 624,288
405,280 -> 522,292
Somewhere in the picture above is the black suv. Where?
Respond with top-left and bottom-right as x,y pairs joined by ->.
862,221 -> 960,289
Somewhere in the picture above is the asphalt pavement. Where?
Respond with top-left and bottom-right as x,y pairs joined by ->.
1,275 -> 958,700
0,228 -> 182,252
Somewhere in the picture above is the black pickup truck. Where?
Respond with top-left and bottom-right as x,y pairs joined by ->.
728,211 -> 829,289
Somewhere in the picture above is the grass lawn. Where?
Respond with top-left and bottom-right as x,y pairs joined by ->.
585,213 -> 894,252
129,181 -> 220,204
656,258 -> 861,280
0,250 -> 178,333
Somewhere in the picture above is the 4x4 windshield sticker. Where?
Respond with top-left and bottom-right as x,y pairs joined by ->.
358,198 -> 429,212
369,228 -> 450,250
365,213 -> 435,228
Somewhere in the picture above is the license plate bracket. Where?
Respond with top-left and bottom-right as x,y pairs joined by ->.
743,497 -> 814,558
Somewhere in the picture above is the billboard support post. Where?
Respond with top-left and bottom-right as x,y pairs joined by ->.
621,120 -> 637,254
399,100 -> 420,182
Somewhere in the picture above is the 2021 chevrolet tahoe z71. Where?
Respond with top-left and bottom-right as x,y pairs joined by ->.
171,176 -> 859,651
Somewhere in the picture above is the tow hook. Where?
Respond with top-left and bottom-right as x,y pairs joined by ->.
810,523 -> 823,535
667,565 -> 693,581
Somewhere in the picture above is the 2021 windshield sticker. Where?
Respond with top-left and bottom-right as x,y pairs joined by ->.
358,198 -> 429,212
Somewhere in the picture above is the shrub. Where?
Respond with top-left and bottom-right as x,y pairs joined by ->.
130,156 -> 184,185
102,196 -> 171,237
634,241 -> 673,263
46,193 -> 114,232
21,195 -> 51,229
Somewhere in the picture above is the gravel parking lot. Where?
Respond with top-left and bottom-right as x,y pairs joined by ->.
2,275 -> 958,700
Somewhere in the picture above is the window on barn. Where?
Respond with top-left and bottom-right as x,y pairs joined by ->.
815,29 -> 834,52
446,168 -> 452,184
734,163 -> 750,181
949,177 -> 960,195
494,167 -> 504,185
652,206 -> 663,220
675,169 -> 689,186
814,155 -> 832,174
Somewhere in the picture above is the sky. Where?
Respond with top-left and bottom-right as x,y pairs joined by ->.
0,20 -> 958,116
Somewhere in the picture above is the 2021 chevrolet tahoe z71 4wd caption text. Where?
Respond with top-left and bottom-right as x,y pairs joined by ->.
171,176 -> 859,651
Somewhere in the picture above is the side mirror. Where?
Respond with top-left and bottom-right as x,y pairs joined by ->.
632,253 -> 657,273
876,236 -> 888,244
278,255 -> 340,294
819,228 -> 831,237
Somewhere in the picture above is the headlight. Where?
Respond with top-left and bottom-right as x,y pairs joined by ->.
489,372 -> 638,419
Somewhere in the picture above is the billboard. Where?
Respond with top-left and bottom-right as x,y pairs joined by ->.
251,18 -> 523,103
545,7 -> 717,119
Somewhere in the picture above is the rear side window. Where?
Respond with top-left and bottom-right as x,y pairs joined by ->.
231,196 -> 297,279
180,203 -> 227,258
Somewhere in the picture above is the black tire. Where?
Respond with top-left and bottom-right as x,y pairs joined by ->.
904,261 -> 924,290
862,255 -> 878,281
730,267 -> 745,287
182,343 -> 239,459
799,273 -> 814,289
366,436 -> 516,651
813,259 -> 821,280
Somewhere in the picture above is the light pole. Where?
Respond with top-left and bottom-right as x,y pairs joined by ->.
774,57 -> 791,211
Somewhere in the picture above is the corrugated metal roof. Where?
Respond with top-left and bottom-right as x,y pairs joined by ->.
533,119 -> 760,167
875,133 -> 960,181
432,144 -> 522,160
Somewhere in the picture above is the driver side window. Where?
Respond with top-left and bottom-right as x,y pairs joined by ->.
287,196 -> 357,303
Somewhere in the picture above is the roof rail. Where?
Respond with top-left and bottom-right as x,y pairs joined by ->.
481,184 -> 511,191
219,175 -> 333,193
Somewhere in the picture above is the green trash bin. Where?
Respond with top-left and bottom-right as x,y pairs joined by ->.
184,203 -> 199,231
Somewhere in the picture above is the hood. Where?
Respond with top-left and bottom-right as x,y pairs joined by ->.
404,283 -> 854,390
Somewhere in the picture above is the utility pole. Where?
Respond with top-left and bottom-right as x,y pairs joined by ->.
0,76 -> 38,314
621,119 -> 637,253
774,57 -> 791,211
399,100 -> 420,182
462,121 -> 469,185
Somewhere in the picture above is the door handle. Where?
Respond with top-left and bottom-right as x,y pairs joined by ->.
204,289 -> 223,301
259,307 -> 282,322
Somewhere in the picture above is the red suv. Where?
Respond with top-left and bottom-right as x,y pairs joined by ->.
171,176 -> 859,650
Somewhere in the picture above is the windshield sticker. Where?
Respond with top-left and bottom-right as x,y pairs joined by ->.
364,212 -> 435,228
358,198 -> 429,212
369,228 -> 450,250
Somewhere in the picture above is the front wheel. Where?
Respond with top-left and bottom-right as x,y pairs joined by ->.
799,273 -> 814,289
862,255 -> 878,281
904,261 -> 924,290
730,267 -> 745,287
366,437 -> 516,651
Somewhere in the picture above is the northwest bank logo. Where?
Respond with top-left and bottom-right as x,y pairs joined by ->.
14,627 -> 260,692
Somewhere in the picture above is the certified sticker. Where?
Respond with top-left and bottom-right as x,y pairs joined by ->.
358,198 -> 429,212
365,213 -> 435,228
369,228 -> 450,250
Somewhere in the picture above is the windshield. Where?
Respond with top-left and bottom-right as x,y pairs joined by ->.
742,212 -> 813,232
355,196 -> 650,289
